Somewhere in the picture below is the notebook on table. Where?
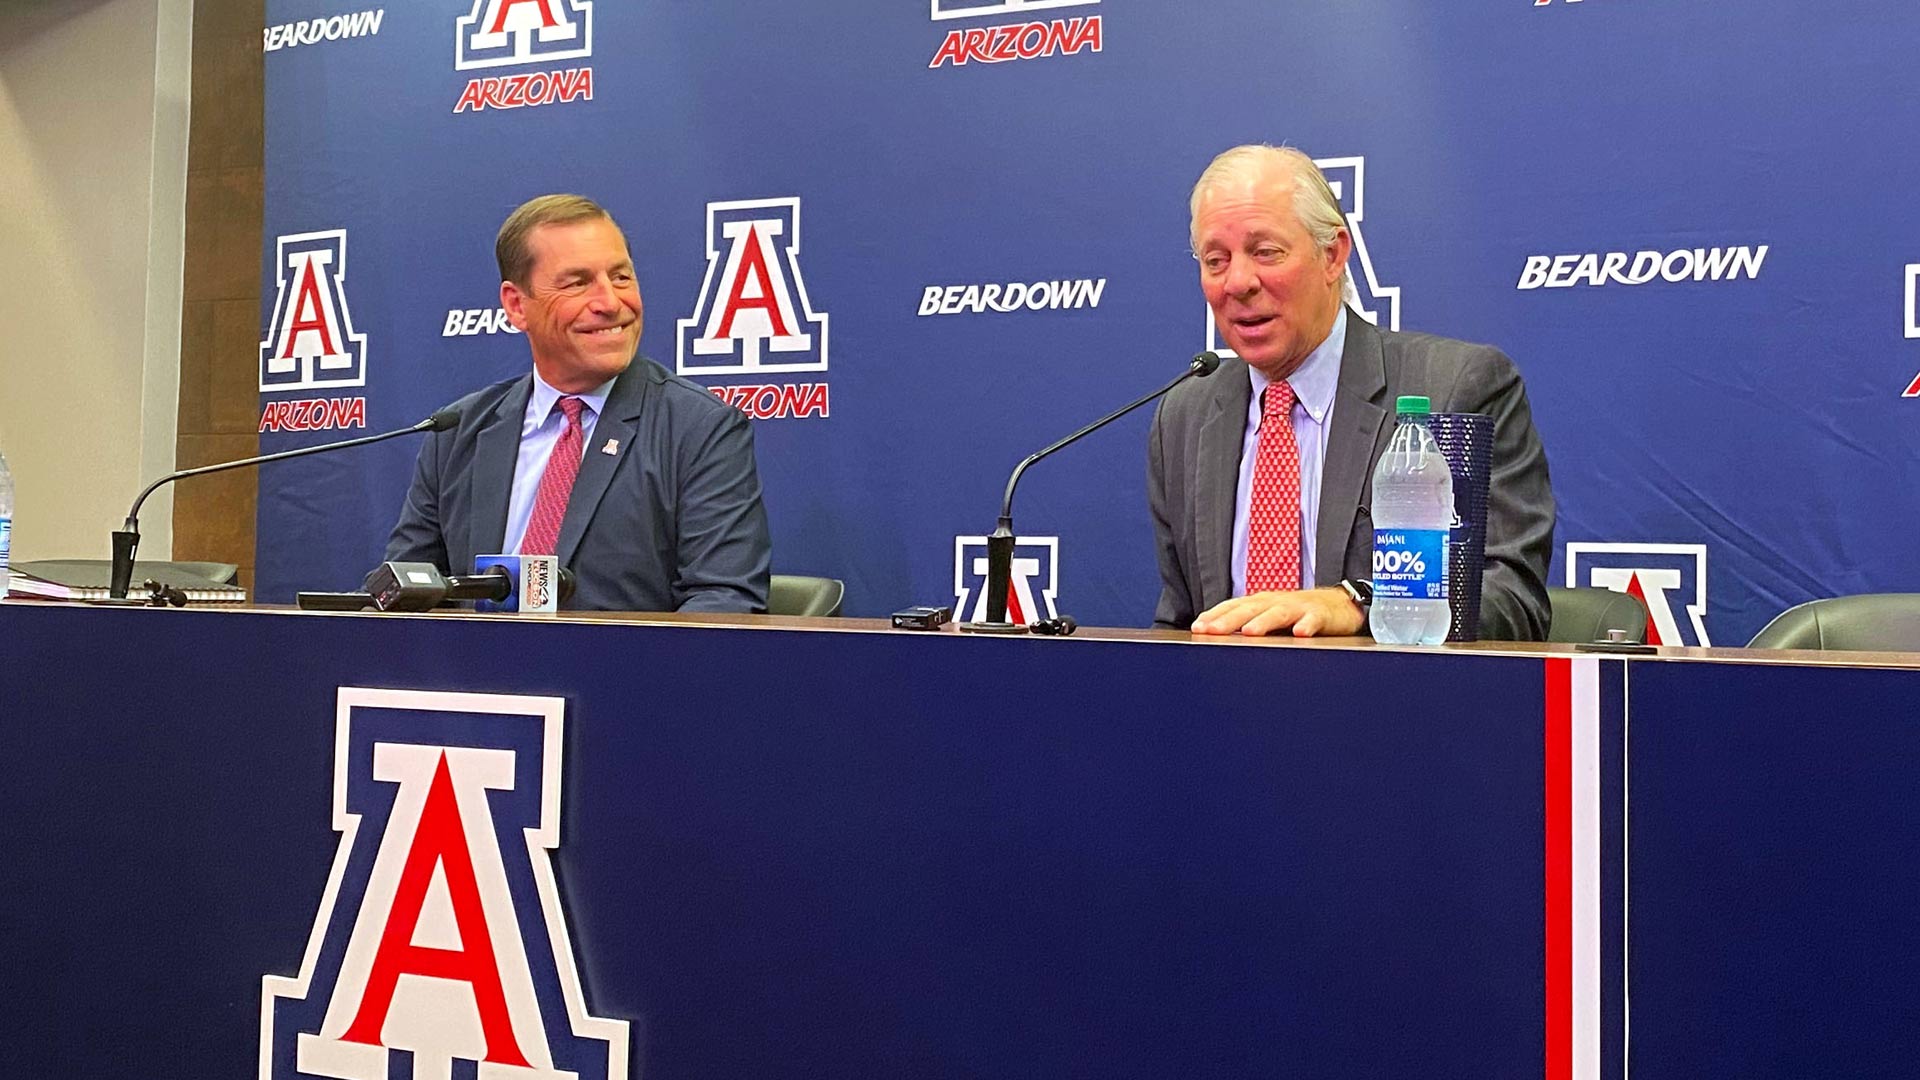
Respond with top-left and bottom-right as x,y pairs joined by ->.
5,560 -> 247,603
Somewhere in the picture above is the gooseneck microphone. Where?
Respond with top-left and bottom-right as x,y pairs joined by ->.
109,407 -> 460,599
960,351 -> 1222,633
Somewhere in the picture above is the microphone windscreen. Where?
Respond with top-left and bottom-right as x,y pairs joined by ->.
425,407 -> 462,432
1192,351 -> 1223,377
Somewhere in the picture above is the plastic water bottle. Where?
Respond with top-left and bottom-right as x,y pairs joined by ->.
1369,396 -> 1454,644
0,449 -> 12,598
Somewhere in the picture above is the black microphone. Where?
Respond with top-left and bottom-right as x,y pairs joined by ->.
447,561 -> 578,609
109,406 -> 460,599
444,569 -> 518,602
363,559 -> 577,613
960,352 -> 1222,633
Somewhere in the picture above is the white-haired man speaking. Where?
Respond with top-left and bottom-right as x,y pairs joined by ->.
1147,145 -> 1554,639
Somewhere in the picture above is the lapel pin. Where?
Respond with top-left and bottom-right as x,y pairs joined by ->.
601,438 -> 620,456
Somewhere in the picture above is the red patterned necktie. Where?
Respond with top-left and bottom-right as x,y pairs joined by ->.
1245,381 -> 1301,593
519,396 -> 585,556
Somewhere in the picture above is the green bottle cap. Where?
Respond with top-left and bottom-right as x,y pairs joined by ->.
1395,395 -> 1432,415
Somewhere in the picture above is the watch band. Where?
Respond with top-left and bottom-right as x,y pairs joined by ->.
1338,578 -> 1374,610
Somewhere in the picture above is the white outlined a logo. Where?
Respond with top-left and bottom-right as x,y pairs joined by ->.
954,535 -> 1059,626
1903,264 -> 1919,397
260,687 -> 628,1079
456,0 -> 591,70
1564,542 -> 1712,646
677,198 -> 830,376
260,230 -> 366,393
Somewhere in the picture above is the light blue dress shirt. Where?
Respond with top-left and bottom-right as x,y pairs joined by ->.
1231,306 -> 1347,595
502,370 -> 616,555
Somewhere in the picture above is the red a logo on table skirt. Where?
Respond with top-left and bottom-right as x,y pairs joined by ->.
261,688 -> 627,1079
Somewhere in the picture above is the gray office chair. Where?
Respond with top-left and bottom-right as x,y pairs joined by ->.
1747,594 -> 1920,651
1546,586 -> 1650,644
767,574 -> 844,618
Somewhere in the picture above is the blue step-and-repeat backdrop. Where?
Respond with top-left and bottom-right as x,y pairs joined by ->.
256,1 -> 1920,644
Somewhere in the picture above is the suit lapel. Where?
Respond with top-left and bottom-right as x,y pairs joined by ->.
1315,312 -> 1390,586
555,365 -> 648,564
469,377 -> 530,559
1195,362 -> 1250,609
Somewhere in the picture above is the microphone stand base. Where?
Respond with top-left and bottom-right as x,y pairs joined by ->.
957,621 -> 1029,635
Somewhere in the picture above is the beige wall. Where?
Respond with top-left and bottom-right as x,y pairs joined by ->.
0,0 -> 192,562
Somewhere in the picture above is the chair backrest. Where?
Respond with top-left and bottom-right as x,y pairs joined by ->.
1747,594 -> 1920,651
1546,586 -> 1650,644
768,574 -> 844,618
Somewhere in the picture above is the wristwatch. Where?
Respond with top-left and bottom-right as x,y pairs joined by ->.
1337,578 -> 1374,611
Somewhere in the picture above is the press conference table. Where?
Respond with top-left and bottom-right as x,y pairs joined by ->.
4,601 -> 1917,1079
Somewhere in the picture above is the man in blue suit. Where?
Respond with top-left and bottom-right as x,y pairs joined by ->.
383,195 -> 771,612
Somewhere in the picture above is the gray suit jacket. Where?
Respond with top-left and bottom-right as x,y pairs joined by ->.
1147,313 -> 1554,640
384,357 -> 771,612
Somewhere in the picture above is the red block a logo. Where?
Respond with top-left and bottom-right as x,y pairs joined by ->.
261,688 -> 628,1079
677,198 -> 830,377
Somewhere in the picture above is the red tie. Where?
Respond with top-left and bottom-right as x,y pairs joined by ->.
1245,381 -> 1301,593
519,396 -> 585,556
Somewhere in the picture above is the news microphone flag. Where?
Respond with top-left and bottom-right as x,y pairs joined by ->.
474,555 -> 560,614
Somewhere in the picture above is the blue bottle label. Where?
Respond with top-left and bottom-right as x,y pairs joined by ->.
1372,528 -> 1447,600
0,516 -> 10,567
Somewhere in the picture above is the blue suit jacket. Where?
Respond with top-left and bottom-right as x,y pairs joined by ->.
383,357 -> 771,612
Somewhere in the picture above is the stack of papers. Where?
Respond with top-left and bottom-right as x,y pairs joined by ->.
5,561 -> 247,603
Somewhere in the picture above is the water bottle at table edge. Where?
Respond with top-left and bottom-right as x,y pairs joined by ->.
1369,396 -> 1454,644
0,449 -> 13,598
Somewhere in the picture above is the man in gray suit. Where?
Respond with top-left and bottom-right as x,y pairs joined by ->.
1148,146 -> 1553,639
383,195 -> 771,612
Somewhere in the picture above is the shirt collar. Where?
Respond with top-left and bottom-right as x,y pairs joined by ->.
1247,306 -> 1347,426
524,369 -> 616,433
